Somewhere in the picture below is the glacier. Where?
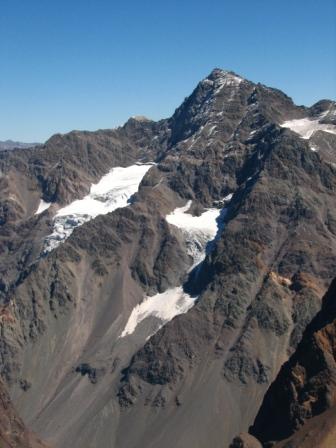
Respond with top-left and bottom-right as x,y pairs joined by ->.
43,163 -> 153,252
120,200 -> 225,338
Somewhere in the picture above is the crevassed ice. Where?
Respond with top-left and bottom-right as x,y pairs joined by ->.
166,201 -> 219,234
120,201 -> 223,339
281,116 -> 336,139
35,199 -> 51,215
43,163 -> 153,253
166,200 -> 221,265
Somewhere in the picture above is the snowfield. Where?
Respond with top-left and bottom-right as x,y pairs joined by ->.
120,286 -> 195,338
166,200 -> 222,265
43,163 -> 153,252
281,116 -> 336,139
120,200 -> 225,339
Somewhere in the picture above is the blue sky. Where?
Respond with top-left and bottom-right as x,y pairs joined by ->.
1,0 -> 335,142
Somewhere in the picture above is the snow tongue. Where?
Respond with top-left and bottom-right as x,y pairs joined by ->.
120,200 -> 228,340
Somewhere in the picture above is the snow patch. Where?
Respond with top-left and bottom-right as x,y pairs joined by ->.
120,287 -> 195,338
35,200 -> 51,215
43,164 -> 153,252
166,200 -> 221,265
214,72 -> 243,98
281,116 -> 336,139
208,125 -> 217,136
166,201 -> 219,236
223,193 -> 233,202
213,194 -> 233,207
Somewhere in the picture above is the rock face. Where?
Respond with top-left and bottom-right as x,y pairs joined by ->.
250,276 -> 336,447
0,69 -> 335,448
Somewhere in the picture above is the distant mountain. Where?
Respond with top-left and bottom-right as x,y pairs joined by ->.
0,139 -> 40,150
0,69 -> 335,448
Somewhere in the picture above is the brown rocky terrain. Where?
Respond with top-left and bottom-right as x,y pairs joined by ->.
0,378 -> 47,448
250,276 -> 336,447
0,69 -> 335,447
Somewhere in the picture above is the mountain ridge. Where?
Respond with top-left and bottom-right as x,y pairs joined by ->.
0,140 -> 40,151
0,68 -> 335,447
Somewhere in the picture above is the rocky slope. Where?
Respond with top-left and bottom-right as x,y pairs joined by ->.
250,276 -> 336,447
0,378 -> 47,448
0,118 -> 166,298
0,69 -> 335,447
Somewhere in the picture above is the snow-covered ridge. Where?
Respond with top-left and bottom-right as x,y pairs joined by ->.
120,200 -> 225,339
216,71 -> 243,87
212,71 -> 243,100
281,115 -> 336,139
43,163 -> 154,253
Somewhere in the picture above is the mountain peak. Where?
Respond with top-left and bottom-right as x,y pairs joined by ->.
130,115 -> 152,122
207,67 -> 244,83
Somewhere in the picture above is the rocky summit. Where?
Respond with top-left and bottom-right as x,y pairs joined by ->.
0,68 -> 336,447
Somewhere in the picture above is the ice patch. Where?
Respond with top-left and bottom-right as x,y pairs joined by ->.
223,193 -> 233,202
166,201 -> 219,236
281,116 -> 336,139
43,163 -> 153,252
166,200 -> 221,265
120,287 -> 195,338
35,200 -> 51,215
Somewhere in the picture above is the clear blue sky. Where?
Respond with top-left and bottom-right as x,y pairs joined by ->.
1,0 -> 335,142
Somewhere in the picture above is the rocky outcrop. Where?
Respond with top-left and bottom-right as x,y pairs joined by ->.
230,433 -> 262,448
272,407 -> 336,448
250,277 -> 336,446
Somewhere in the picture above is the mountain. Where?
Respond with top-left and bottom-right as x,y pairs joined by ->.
0,68 -> 335,447
0,140 -> 40,151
